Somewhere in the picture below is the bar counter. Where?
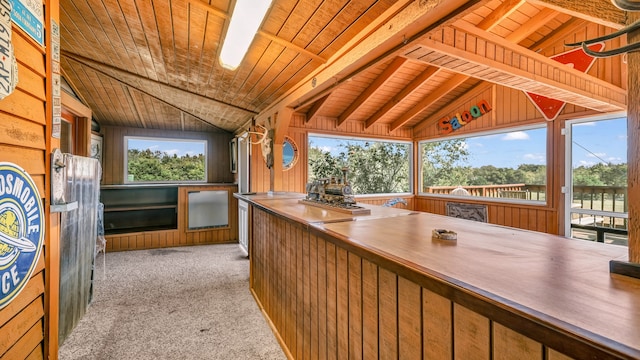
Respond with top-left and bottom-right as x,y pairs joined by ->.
238,193 -> 640,359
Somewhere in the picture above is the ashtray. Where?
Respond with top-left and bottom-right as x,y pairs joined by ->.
432,229 -> 457,240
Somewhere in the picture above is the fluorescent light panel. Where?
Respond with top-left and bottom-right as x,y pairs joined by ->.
219,0 -> 273,70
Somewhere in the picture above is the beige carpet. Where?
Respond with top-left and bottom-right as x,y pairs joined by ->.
59,244 -> 287,360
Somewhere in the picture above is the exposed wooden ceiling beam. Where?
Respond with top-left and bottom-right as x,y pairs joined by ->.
337,57 -> 407,126
407,21 -> 626,113
390,73 -> 469,131
528,18 -> 588,52
506,7 -> 558,42
258,31 -> 327,64
123,85 -> 147,128
477,0 -> 526,31
266,0 -> 488,122
401,0 -> 529,131
365,65 -> 440,129
527,0 -> 625,28
187,0 -> 228,19
306,94 -> 330,123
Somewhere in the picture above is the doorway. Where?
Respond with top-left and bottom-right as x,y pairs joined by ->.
564,115 -> 628,246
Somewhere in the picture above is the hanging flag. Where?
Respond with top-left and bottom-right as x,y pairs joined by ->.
525,42 -> 605,121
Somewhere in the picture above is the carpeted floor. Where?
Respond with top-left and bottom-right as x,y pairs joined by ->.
59,244 -> 287,360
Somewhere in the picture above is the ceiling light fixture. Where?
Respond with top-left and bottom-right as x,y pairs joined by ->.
219,0 -> 273,70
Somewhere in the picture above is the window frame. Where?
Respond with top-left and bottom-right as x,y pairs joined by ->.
124,136 -> 208,184
307,133 -> 413,197
417,124 -> 548,205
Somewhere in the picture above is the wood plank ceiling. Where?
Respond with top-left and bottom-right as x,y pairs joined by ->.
60,0 -> 628,134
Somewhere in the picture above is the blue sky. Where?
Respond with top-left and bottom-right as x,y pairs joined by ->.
309,116 -> 627,169
128,138 -> 206,157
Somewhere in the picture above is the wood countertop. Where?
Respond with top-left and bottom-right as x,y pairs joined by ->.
242,194 -> 640,358
238,194 -> 416,225
315,212 -> 640,358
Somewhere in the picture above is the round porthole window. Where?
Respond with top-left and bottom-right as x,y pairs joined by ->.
283,136 -> 299,171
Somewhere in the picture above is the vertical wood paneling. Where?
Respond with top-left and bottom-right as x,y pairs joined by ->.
493,322 -> 542,360
287,221 -> 297,356
296,223 -> 305,360
302,226 -> 311,359
454,304 -> 490,360
398,277 -> 421,360
326,242 -> 338,360
248,207 -> 591,360
378,268 -> 398,359
336,248 -> 349,359
423,289 -> 452,359
547,348 -> 575,360
414,198 -> 559,235
317,237 -> 327,360
348,253 -> 362,360
361,259 -> 378,359
310,232 -> 319,360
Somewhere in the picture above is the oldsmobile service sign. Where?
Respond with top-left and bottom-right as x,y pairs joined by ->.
0,162 -> 44,309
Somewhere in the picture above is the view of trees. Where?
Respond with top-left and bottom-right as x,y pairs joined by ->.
421,138 -> 547,189
572,163 -> 627,187
308,140 -> 410,194
308,136 -> 627,197
127,149 -> 206,182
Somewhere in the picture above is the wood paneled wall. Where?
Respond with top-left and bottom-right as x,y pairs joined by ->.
100,126 -> 234,185
105,185 -> 238,251
250,206 -> 615,360
0,12 -> 50,360
414,197 -> 557,233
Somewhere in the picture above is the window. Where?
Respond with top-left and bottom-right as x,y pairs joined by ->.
125,137 -> 207,183
419,126 -> 547,202
308,134 -> 412,195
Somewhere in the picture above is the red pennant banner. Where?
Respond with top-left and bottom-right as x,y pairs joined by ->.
525,42 -> 604,121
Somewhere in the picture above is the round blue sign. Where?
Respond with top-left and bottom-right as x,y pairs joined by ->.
0,162 -> 44,309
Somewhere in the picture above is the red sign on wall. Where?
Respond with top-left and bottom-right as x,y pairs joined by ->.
525,42 -> 604,121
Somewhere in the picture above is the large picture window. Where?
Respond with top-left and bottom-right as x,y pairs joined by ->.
308,134 -> 412,195
125,137 -> 207,183
419,126 -> 547,202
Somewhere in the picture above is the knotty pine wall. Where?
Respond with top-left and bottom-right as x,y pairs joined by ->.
100,126 -> 234,185
0,1 -> 57,358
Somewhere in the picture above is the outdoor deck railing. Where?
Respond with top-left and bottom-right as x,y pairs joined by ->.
424,184 -> 628,245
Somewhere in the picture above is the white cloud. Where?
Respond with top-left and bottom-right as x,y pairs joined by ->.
578,160 -> 596,167
502,131 -> 529,140
319,146 -> 333,152
165,149 -> 180,156
523,153 -> 545,163
574,121 -> 596,127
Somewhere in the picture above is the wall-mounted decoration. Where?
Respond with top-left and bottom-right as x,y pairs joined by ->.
0,1 -> 18,101
524,42 -> 604,121
283,136 -> 299,171
437,100 -> 492,134
0,162 -> 44,310
90,134 -> 103,165
9,0 -> 44,46
445,202 -> 488,223
230,138 -> 237,173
